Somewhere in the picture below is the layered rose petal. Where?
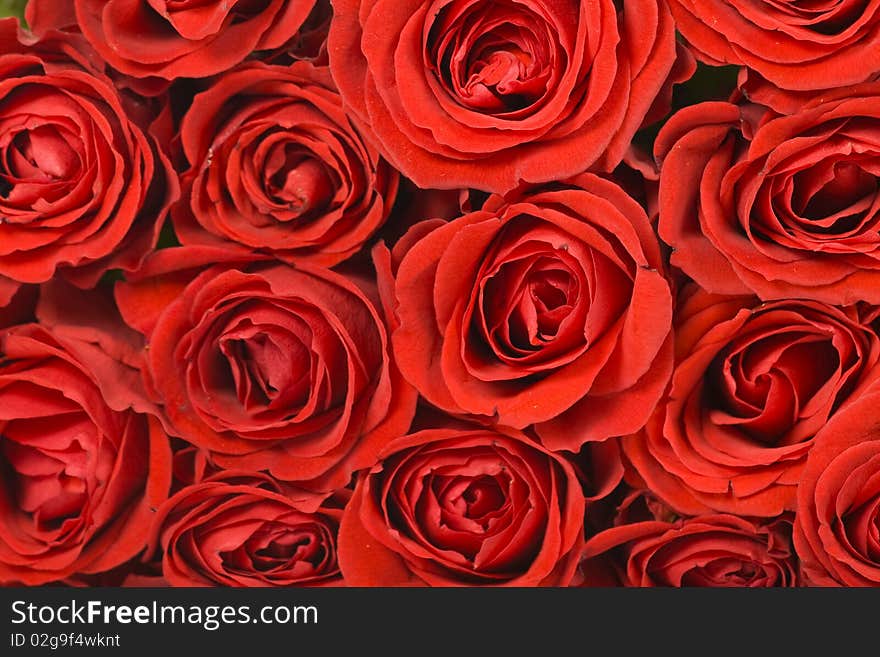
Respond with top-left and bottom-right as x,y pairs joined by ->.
338,427 -> 585,586
795,389 -> 880,586
328,0 -> 680,192
148,472 -> 344,587
0,19 -> 177,287
581,501 -> 799,587
387,173 -> 672,451
28,0 -> 317,80
669,0 -> 880,91
115,247 -> 417,492
657,86 -> 880,305
174,62 -> 398,267
622,285 -> 880,517
0,300 -> 171,585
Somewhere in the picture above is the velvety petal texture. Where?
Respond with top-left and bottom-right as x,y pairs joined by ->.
338,426 -> 585,586
8,0 -> 880,589
328,0 -> 682,192
27,0 -> 318,80
386,173 -> 673,451
0,19 -> 178,287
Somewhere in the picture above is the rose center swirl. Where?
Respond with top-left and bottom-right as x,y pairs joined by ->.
0,123 -> 84,208
427,1 -> 561,115
706,321 -> 844,446
472,218 -> 630,373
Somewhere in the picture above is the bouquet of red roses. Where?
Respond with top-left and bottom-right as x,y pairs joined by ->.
1,0 -> 879,588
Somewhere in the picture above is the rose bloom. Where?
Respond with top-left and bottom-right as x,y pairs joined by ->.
328,0 -> 683,192
622,285 -> 880,517
0,283 -> 170,585
0,19 -> 177,287
657,84 -> 880,305
668,0 -> 880,91
148,472 -> 344,587
174,61 -> 398,267
580,491 -> 799,587
26,0 -> 317,80
382,173 -> 672,452
795,389 -> 880,586
115,247 -> 416,492
338,426 -> 585,586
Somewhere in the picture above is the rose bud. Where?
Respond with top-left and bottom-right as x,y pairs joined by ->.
668,0 -> 880,91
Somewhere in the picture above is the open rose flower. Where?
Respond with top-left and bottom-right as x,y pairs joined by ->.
26,0 -> 317,80
328,0 -> 681,192
0,20 -> 177,287
622,285 -> 880,517
383,173 -> 673,451
174,62 -> 398,267
0,283 -> 171,585
795,389 -> 880,586
657,85 -> 880,305
115,247 -> 416,492
338,426 -> 585,586
581,492 -> 799,587
148,472 -> 344,587
669,0 -> 880,91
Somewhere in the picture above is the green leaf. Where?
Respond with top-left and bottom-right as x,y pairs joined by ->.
0,0 -> 26,21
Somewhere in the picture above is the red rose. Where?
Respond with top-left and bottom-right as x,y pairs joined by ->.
669,0 -> 880,91
174,62 -> 398,267
338,426 -> 585,586
26,0 -> 317,80
581,496 -> 799,587
148,472 -> 345,587
657,85 -> 880,305
115,246 -> 417,492
795,389 -> 880,586
622,285 -> 880,517
0,282 -> 171,585
383,173 -> 673,451
0,19 -> 178,287
328,0 -> 681,192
